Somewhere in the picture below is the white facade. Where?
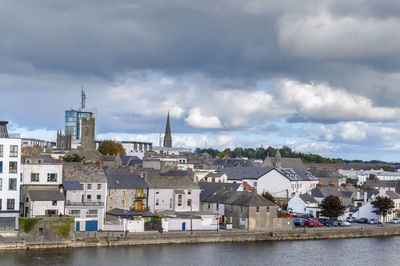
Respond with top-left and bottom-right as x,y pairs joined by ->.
288,194 -> 320,217
26,198 -> 65,217
22,162 -> 62,186
0,137 -> 21,228
339,169 -> 400,183
162,215 -> 219,232
148,188 -> 201,213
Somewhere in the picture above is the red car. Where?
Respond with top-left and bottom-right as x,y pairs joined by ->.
304,219 -> 316,227
314,219 -> 324,227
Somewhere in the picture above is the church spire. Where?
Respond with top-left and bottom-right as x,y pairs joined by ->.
275,149 -> 281,168
163,112 -> 172,147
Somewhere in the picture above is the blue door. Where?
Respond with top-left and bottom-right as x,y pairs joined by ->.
85,221 -> 98,232
182,222 -> 186,231
76,222 -> 80,231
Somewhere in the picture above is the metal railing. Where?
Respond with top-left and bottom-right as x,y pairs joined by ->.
65,201 -> 104,206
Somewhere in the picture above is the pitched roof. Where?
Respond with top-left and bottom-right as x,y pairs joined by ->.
218,167 -> 274,180
28,190 -> 65,201
386,191 -> 400,200
160,170 -> 190,177
308,167 -> 344,179
63,163 -> 107,183
104,168 -> 148,189
311,185 -> 350,198
120,156 -> 142,166
214,159 -> 256,168
366,180 -> 400,188
276,168 -> 318,181
22,154 -> 59,164
299,193 -> 318,204
63,180 -> 82,190
146,176 -> 200,189
198,182 -> 240,201
261,157 -> 306,170
202,190 -> 276,207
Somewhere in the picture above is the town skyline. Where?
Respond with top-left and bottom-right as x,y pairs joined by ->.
2,1 -> 400,161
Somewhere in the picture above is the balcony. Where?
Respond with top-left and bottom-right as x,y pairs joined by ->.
65,200 -> 104,207
135,194 -> 146,199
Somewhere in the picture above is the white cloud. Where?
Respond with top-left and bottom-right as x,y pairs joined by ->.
185,108 -> 223,129
280,79 -> 400,122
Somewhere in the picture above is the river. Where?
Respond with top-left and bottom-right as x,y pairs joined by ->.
1,237 -> 399,265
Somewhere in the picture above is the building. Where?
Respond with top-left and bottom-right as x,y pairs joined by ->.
0,121 -> 21,230
104,168 -> 148,213
56,129 -> 72,150
201,190 -> 278,231
288,193 -> 320,217
63,163 -> 107,231
25,190 -> 65,217
21,138 -> 55,151
261,150 -> 307,170
146,175 -> 201,213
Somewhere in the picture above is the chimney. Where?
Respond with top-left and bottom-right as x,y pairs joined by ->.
129,166 -> 134,173
98,160 -> 104,169
329,183 -> 336,188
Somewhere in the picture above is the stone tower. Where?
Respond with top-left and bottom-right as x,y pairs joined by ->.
56,129 -> 72,150
80,117 -> 96,150
163,112 -> 172,148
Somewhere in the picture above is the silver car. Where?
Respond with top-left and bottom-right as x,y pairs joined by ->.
391,218 -> 400,224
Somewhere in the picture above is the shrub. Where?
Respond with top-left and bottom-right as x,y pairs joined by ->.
19,218 -> 42,233
51,218 -> 74,239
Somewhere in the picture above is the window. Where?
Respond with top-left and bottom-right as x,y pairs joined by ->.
39,228 -> 44,235
87,209 -> 98,217
97,195 -> 101,201
188,189 -> 191,195
31,173 -> 39,182
52,201 -> 57,206
87,195 -> 92,201
8,178 -> 17,190
156,199 -> 159,207
97,184 -> 101,190
208,202 -> 211,209
121,200 -> 125,207
156,189 -> 160,195
9,145 -> 18,157
240,206 -> 243,213
9,162 -> 17,173
230,205 -> 233,213
187,199 -> 192,207
267,206 -> 270,213
46,173 -> 57,182
87,184 -> 92,190
7,199 -> 15,210
0,199 -> 2,210
0,145 -> 3,157
216,203 -> 219,210
256,206 -> 259,213
253,182 -> 257,188
109,197 -> 113,202
169,198 -> 172,208
122,191 -> 126,197
0,179 -> 2,190
0,161 -> 2,173
178,195 -> 182,207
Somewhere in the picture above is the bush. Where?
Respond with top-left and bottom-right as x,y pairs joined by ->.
19,218 -> 42,233
51,218 -> 74,239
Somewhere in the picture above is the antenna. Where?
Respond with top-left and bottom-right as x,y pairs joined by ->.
81,86 -> 86,110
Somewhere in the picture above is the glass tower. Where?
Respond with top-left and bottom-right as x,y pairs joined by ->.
65,110 -> 94,140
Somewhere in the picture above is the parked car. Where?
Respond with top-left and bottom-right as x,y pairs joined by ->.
367,219 -> 379,224
314,219 -> 324,227
326,220 -> 339,227
358,218 -> 368,224
304,219 -> 316,227
391,218 -> 400,224
346,217 -> 358,223
338,221 -> 351,227
293,218 -> 305,227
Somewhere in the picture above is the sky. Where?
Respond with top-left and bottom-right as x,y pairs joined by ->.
1,0 -> 400,161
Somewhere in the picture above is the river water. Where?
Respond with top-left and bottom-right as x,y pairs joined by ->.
0,237 -> 399,266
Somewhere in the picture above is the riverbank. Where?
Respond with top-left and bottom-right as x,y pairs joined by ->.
2,226 -> 400,250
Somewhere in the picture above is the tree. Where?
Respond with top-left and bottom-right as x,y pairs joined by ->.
367,174 -> 379,181
371,196 -> 395,221
320,195 -> 346,219
262,192 -> 275,203
62,154 -> 85,162
98,140 -> 126,156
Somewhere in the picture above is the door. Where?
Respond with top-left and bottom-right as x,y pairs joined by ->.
85,221 -> 98,232
182,222 -> 186,231
76,222 -> 80,231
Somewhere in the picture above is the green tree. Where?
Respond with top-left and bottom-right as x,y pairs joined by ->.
98,140 -> 126,156
62,154 -> 85,162
367,174 -> 379,181
320,195 -> 346,219
371,196 -> 395,221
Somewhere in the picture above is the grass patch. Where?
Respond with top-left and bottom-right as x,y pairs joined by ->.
19,218 -> 42,233
51,218 -> 74,239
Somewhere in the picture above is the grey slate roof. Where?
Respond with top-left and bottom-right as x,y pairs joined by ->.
218,167 -> 274,180
214,159 -> 256,168
160,170 -> 190,177
146,176 -> 200,190
366,180 -> 400,188
386,191 -> 400,199
28,190 -> 65,201
199,182 -> 240,201
202,190 -> 276,207
311,185 -> 352,198
22,154 -> 59,164
261,157 -> 306,170
121,156 -> 142,166
63,163 -> 107,183
104,168 -> 148,189
308,167 -> 344,179
299,193 -> 318,204
276,168 -> 318,181
63,180 -> 82,190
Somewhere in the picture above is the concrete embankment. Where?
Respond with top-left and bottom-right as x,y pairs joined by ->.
2,228 -> 400,250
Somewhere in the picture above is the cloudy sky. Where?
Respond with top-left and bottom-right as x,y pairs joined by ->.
2,0 -> 400,161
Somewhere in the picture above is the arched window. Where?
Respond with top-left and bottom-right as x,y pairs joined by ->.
178,195 -> 182,206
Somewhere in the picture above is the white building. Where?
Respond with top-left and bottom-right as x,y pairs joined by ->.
22,155 -> 63,186
339,169 -> 400,183
95,140 -> 152,160
0,121 -> 21,230
288,193 -> 321,217
25,190 -> 65,217
146,175 -> 201,213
